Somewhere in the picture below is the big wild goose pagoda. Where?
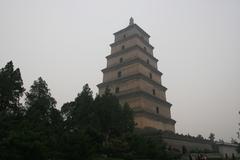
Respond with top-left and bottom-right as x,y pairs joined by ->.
97,18 -> 175,132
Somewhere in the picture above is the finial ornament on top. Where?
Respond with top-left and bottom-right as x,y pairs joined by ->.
129,17 -> 134,25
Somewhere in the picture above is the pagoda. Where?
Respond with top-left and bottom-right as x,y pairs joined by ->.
97,18 -> 175,132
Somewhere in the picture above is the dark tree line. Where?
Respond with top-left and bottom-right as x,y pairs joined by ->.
237,111 -> 240,153
0,61 -> 174,160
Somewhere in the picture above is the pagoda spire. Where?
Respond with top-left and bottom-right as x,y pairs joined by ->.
129,17 -> 134,25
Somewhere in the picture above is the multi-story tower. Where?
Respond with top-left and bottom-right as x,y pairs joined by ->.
97,18 -> 175,132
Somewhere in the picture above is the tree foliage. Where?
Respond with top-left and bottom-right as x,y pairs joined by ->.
23,77 -> 63,159
60,85 -> 137,159
196,134 -> 204,140
209,133 -> 215,142
25,77 -> 61,125
0,61 -> 171,160
0,61 -> 25,113
238,111 -> 240,153
0,61 -> 26,160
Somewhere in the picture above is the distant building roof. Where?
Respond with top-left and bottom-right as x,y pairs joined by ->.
216,142 -> 238,147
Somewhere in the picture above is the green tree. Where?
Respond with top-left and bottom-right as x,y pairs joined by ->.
0,77 -> 62,160
93,91 -> 134,144
0,61 -> 25,113
23,77 -> 63,159
60,84 -> 100,159
128,133 -> 168,159
61,101 -> 75,120
62,85 -> 134,143
72,84 -> 94,128
60,85 -> 136,159
237,111 -> 240,153
209,133 -> 215,142
91,91 -> 136,158
0,61 -> 25,160
197,134 -> 204,140
25,77 -> 62,124
59,127 -> 101,160
121,103 -> 135,133
61,84 -> 94,130
237,144 -> 240,154
182,145 -> 187,154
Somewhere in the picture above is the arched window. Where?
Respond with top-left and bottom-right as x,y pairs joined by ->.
152,89 -> 155,95
149,73 -> 152,79
156,107 -> 159,114
123,34 -> 126,38
117,71 -> 122,78
120,57 -> 123,63
147,59 -> 149,64
121,45 -> 125,50
115,87 -> 119,93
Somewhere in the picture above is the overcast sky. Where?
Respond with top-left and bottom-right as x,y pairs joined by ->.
0,0 -> 239,142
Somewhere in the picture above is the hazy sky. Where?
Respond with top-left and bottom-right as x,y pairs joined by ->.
0,0 -> 239,142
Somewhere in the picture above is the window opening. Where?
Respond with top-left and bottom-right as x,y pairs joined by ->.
118,71 -> 122,78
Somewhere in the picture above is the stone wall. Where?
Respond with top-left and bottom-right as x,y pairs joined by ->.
111,36 -> 153,55
103,63 -> 138,82
103,62 -> 161,83
163,137 -> 213,152
216,142 -> 239,159
119,96 -> 170,117
107,47 -> 157,68
99,78 -> 166,99
161,132 -> 213,152
140,97 -> 170,117
135,116 -> 175,132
